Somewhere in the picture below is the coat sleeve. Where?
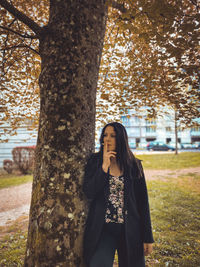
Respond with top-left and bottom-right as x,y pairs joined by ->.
83,153 -> 109,201
135,160 -> 154,244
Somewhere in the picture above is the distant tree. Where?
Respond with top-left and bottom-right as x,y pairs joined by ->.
3,159 -> 13,173
12,145 -> 35,174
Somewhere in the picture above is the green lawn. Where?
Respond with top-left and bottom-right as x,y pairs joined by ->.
136,152 -> 200,169
0,231 -> 27,266
146,173 -> 200,266
0,217 -> 28,266
0,174 -> 33,189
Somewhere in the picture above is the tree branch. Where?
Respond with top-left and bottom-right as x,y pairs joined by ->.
1,44 -> 39,55
111,1 -> 135,20
9,18 -> 16,27
0,25 -> 37,39
0,0 -> 42,36
111,1 -> 127,13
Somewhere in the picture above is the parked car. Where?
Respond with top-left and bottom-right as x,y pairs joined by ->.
147,141 -> 175,151
147,141 -> 159,150
168,142 -> 182,149
181,143 -> 198,149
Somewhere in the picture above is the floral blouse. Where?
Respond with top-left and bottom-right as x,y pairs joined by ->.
105,174 -> 124,224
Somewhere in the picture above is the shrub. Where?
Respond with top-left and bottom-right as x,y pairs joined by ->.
12,146 -> 36,174
3,159 -> 13,174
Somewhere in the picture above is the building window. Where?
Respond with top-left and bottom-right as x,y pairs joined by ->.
191,126 -> 200,132
135,116 -> 140,123
136,138 -> 140,146
177,126 -> 182,132
146,126 -> 156,133
166,127 -> 172,132
121,116 -> 130,126
146,138 -> 156,142
145,118 -> 156,125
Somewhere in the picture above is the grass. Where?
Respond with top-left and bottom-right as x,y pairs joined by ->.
0,216 -> 28,266
145,173 -> 200,266
136,152 -> 200,169
113,172 -> 200,266
0,232 -> 27,266
0,174 -> 33,189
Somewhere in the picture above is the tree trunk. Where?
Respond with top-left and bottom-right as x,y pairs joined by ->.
24,1 -> 108,266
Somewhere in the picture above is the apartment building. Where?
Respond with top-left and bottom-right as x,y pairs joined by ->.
121,110 -> 200,147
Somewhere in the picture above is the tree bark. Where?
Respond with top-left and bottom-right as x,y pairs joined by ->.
175,110 -> 178,155
24,1 -> 108,266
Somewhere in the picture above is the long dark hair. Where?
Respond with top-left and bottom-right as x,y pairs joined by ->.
98,122 -> 138,174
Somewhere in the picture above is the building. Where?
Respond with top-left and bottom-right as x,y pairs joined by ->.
121,110 -> 200,147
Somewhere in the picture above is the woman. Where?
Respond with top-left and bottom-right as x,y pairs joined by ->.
83,122 -> 154,267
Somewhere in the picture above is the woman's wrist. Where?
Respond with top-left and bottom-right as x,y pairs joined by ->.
102,163 -> 109,173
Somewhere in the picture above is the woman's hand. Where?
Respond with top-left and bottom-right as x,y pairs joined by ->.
102,142 -> 116,173
143,243 -> 153,256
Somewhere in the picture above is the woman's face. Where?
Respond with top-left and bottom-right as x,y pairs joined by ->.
103,126 -> 116,152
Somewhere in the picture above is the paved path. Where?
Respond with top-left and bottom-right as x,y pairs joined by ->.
0,182 -> 32,226
0,167 -> 199,226
144,167 -> 200,180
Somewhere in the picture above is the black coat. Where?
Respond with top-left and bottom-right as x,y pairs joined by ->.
83,152 -> 154,266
